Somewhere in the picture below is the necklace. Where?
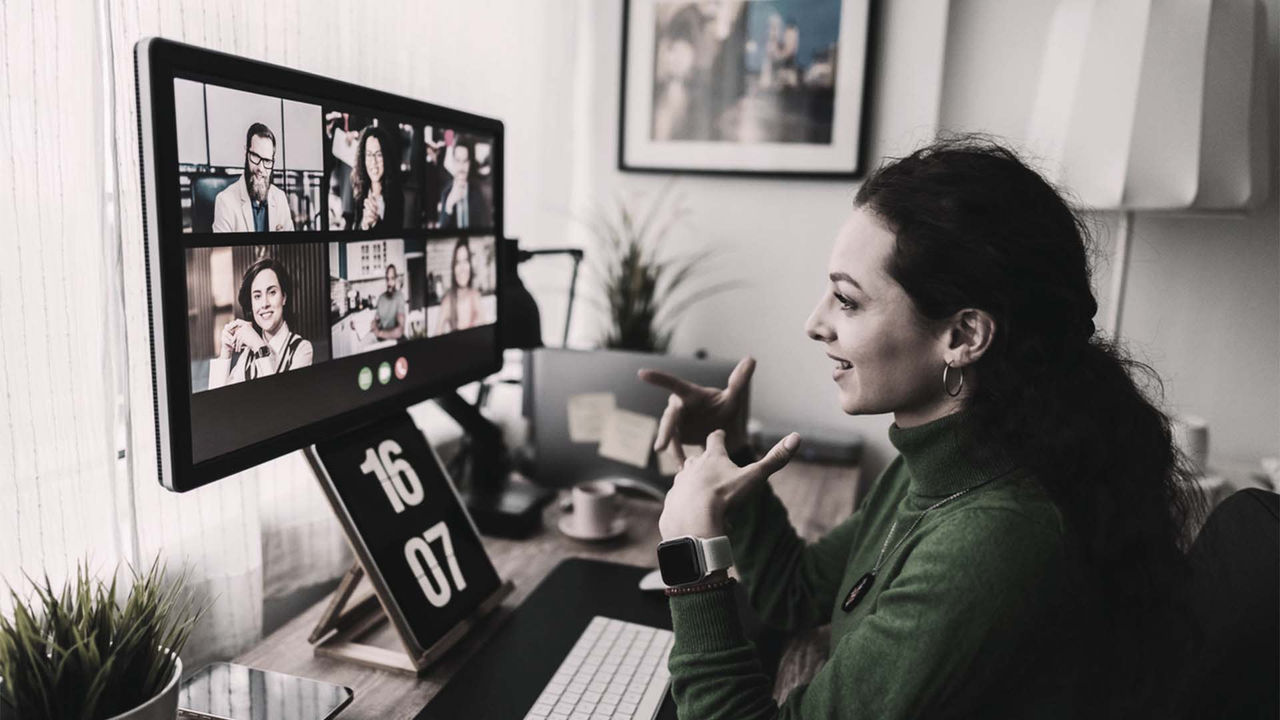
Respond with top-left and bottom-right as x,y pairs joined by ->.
841,479 -> 995,613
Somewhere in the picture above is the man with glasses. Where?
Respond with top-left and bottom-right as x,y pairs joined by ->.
212,123 -> 295,232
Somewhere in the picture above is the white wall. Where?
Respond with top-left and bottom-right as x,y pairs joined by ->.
561,0 -> 1279,482
937,0 -> 1280,469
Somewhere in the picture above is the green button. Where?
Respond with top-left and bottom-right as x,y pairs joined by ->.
358,366 -> 373,390
378,361 -> 392,385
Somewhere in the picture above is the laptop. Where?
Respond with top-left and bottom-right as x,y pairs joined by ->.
524,348 -> 739,492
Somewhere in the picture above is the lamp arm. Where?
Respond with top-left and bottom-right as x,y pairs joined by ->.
1106,210 -> 1135,339
516,247 -> 584,348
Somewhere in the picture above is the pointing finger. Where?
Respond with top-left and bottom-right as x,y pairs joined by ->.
654,394 -> 683,452
726,356 -> 756,397
705,429 -> 727,456
747,432 -> 800,481
638,368 -> 700,397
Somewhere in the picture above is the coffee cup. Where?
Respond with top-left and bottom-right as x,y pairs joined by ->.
570,480 -> 620,537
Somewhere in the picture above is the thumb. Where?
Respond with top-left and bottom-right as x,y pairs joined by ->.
747,432 -> 800,480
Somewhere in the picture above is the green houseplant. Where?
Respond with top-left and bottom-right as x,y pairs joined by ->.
0,558 -> 206,720
588,183 -> 736,352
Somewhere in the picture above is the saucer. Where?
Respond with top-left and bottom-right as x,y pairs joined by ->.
558,515 -> 628,542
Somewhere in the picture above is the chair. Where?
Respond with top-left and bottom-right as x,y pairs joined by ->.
1182,488 -> 1279,719
192,175 -> 237,233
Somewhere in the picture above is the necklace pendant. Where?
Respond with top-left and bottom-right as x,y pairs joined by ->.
842,572 -> 875,612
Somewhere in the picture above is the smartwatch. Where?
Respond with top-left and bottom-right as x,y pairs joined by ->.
656,536 -> 733,587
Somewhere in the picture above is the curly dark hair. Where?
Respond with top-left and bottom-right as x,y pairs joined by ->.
237,257 -> 294,335
854,135 -> 1205,716
350,124 -> 398,211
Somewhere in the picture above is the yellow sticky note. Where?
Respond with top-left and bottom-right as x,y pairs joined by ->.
567,393 -> 616,443
598,408 -> 659,469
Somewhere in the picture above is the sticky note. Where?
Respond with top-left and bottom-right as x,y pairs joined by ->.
567,393 -> 616,443
597,408 -> 659,469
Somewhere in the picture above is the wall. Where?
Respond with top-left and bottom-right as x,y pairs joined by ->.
563,0 -> 1279,482
930,0 -> 1279,468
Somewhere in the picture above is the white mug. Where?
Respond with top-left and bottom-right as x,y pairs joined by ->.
571,480 -> 619,537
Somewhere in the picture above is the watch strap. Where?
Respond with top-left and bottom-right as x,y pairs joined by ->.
700,536 -> 733,573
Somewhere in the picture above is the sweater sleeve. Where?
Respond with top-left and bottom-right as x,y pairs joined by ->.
723,454 -> 902,633
724,476 -> 866,632
667,507 -> 1067,720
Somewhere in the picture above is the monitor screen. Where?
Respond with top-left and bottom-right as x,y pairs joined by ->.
137,39 -> 504,491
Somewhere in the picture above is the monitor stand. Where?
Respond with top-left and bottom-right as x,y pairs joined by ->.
435,390 -> 554,538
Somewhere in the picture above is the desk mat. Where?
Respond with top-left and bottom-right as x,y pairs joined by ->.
415,558 -> 678,719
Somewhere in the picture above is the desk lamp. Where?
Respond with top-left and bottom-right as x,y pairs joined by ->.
439,238 -> 584,537
1024,0 -> 1271,337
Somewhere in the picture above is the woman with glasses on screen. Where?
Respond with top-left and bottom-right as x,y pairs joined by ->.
208,258 -> 313,389
640,138 -> 1203,718
434,238 -> 484,335
349,125 -> 402,231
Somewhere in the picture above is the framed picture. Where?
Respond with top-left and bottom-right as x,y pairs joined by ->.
619,0 -> 874,178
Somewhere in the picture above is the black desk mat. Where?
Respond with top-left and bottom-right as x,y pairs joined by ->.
416,558 -> 678,719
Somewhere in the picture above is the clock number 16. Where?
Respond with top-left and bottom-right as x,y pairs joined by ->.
358,439 -> 467,608
359,440 -> 424,513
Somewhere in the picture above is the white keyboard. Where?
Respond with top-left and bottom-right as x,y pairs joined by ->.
522,616 -> 674,720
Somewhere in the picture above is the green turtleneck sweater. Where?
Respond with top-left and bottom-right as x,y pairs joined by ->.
666,412 -> 1096,718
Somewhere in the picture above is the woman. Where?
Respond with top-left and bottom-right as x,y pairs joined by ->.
434,238 -> 484,335
349,125 -> 402,231
208,258 -> 313,389
641,138 -> 1202,718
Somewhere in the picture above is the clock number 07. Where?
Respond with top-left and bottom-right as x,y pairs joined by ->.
405,521 -> 467,608
359,440 -> 424,513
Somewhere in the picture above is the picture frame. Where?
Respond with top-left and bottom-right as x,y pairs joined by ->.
619,0 -> 875,179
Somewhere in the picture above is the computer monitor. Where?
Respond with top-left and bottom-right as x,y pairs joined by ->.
136,38 -> 505,492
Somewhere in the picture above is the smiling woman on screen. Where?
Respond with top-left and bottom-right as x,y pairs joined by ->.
208,257 -> 313,389
640,137 -> 1203,719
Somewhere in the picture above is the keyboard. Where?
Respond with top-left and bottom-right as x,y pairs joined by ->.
522,616 -> 674,720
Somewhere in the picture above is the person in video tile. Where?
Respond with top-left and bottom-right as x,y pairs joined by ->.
212,123 -> 296,233
357,263 -> 406,341
208,258 -> 313,388
438,142 -> 491,230
435,238 -> 484,334
350,125 -> 403,231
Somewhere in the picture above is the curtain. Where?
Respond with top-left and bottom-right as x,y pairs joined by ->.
2,0 -> 587,668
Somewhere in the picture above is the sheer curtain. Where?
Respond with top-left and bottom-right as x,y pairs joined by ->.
2,0 -> 587,667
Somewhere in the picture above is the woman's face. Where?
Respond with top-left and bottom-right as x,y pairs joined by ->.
365,136 -> 384,184
453,247 -> 472,288
804,207 -> 950,423
251,268 -> 286,335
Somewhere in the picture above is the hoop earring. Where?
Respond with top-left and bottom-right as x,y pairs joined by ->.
942,361 -> 964,398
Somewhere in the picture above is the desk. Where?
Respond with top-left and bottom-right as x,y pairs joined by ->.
235,460 -> 859,719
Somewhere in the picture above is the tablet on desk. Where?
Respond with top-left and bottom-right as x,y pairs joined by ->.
179,662 -> 352,720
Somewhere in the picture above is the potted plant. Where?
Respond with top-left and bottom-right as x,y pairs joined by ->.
587,183 -> 737,353
0,558 -> 206,720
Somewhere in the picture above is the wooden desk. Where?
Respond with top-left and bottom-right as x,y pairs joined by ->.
235,461 -> 859,719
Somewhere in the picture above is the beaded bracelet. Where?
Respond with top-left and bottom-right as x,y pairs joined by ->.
663,577 -> 736,597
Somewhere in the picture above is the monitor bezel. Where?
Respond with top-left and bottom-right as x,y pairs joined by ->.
136,37 -> 506,492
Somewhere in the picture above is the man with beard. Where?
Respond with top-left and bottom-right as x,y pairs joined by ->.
212,123 -> 295,232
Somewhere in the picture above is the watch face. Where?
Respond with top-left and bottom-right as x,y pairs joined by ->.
657,538 -> 701,586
